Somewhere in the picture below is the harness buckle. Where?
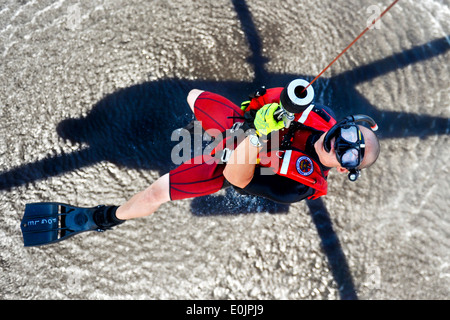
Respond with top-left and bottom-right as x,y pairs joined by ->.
221,148 -> 232,163
275,150 -> 285,158
217,122 -> 244,163
229,121 -> 243,133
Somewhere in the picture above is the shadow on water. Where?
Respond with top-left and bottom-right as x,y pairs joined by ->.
306,198 -> 358,300
1,0 -> 449,299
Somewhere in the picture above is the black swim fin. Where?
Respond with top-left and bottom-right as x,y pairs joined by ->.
20,202 -> 109,247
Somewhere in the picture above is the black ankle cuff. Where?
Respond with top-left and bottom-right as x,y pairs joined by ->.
94,206 -> 124,229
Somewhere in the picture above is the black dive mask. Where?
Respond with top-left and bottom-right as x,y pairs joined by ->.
323,115 -> 378,181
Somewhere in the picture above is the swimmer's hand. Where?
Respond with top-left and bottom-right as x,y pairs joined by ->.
254,103 -> 285,136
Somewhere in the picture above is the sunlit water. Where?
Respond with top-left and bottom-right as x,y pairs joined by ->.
0,0 -> 449,299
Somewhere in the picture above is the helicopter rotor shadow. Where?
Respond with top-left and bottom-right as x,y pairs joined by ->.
1,0 -> 448,300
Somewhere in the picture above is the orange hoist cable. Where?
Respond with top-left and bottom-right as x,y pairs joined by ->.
301,0 -> 401,94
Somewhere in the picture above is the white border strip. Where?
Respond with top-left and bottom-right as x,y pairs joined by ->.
279,150 -> 292,175
298,105 -> 314,124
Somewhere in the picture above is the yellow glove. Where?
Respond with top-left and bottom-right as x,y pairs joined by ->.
254,103 -> 285,136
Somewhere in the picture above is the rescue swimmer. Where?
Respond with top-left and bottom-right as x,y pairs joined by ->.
20,79 -> 381,246
114,78 -> 380,222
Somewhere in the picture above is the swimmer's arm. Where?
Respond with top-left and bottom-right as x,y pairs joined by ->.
223,136 -> 262,189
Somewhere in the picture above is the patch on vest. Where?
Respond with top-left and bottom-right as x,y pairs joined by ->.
296,156 -> 313,176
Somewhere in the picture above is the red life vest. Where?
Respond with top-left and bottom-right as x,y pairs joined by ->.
248,88 -> 337,200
